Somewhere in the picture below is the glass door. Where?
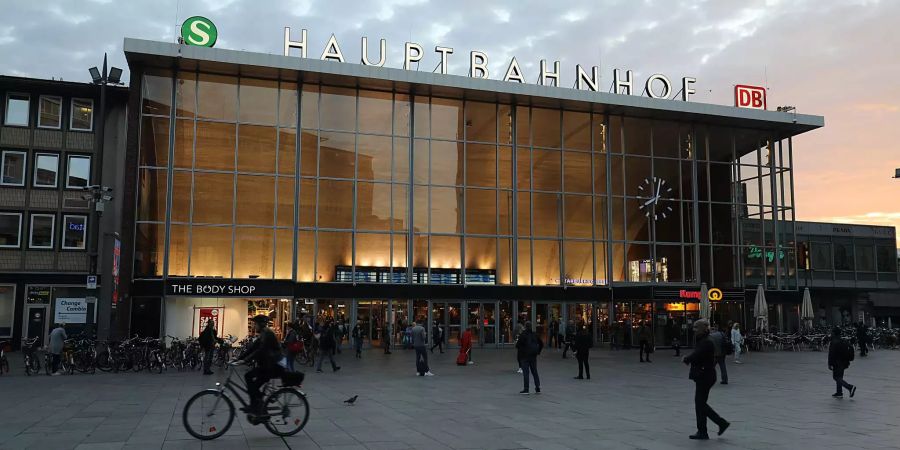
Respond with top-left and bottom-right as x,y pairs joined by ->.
467,303 -> 481,346
499,301 -> 513,345
482,302 -> 496,345
446,301 -> 461,346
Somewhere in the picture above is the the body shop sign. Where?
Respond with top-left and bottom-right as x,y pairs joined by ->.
167,279 -> 292,297
55,298 -> 87,324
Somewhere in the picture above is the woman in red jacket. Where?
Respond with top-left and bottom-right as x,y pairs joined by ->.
457,326 -> 475,365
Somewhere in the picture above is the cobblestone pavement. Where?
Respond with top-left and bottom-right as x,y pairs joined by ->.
0,345 -> 897,449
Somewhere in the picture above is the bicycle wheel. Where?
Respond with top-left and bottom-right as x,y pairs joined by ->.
96,350 -> 113,372
182,389 -> 235,440
263,388 -> 309,437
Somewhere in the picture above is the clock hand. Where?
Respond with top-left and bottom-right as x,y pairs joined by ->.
642,197 -> 657,206
655,182 -> 662,200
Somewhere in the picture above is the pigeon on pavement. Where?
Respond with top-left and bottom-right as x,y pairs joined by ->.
344,395 -> 358,405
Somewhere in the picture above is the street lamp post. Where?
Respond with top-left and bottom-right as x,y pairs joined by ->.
87,54 -> 122,339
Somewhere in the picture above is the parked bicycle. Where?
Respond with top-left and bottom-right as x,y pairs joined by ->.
181,361 -> 308,440
21,337 -> 42,376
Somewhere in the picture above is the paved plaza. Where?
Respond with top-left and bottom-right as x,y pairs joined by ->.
0,345 -> 898,449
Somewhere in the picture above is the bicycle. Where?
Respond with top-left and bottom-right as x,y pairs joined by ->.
21,337 -> 42,376
181,362 -> 309,440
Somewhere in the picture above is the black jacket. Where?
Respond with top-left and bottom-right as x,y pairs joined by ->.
574,332 -> 592,355
199,325 -> 216,349
244,328 -> 281,370
828,337 -> 852,369
516,329 -> 543,361
684,334 -> 716,384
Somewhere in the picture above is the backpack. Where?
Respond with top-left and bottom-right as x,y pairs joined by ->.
723,335 -> 734,355
526,333 -> 541,356
845,341 -> 855,363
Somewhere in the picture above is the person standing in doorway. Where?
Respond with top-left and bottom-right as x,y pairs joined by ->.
430,320 -> 444,354
412,319 -> 433,376
574,324 -> 592,380
516,321 -> 543,394
199,320 -> 217,375
731,323 -> 744,364
48,323 -> 67,376
351,320 -> 364,359
315,321 -> 341,373
457,325 -> 473,366
638,321 -> 653,363
829,327 -> 857,398
683,319 -> 730,440
383,322 -> 392,355
709,324 -> 728,384
856,322 -> 869,357
562,320 -> 576,359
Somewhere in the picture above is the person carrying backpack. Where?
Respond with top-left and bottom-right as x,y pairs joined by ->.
315,321 -> 341,373
516,321 -> 543,395
828,327 -> 857,398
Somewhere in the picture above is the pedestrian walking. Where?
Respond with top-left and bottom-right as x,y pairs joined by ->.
48,323 -> 67,376
315,321 -> 341,373
638,321 -> 653,363
516,322 -> 543,394
856,322 -> 868,357
556,318 -> 564,349
430,321 -> 444,354
412,319 -> 433,376
549,317 -> 559,349
351,320 -> 364,358
573,324 -> 592,380
283,321 -> 302,371
333,320 -> 343,354
709,324 -> 728,384
562,320 -> 576,358
731,323 -> 744,364
457,325 -> 473,366
514,319 -> 525,373
199,320 -> 217,375
828,327 -> 857,398
682,319 -> 730,440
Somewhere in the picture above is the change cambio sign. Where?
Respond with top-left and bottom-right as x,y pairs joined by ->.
181,16 -> 217,48
54,298 -> 87,324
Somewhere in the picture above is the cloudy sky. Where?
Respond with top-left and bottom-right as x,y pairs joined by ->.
2,0 -> 898,245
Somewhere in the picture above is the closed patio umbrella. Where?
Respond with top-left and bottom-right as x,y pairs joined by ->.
754,284 -> 768,333
699,283 -> 711,320
801,287 -> 814,331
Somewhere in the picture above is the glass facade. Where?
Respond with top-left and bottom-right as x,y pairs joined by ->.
135,71 -> 797,290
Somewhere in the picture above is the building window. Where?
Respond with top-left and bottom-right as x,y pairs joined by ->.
66,155 -> 91,188
29,214 -> 55,249
0,213 -> 22,248
4,93 -> 29,126
38,95 -> 62,129
70,98 -> 93,131
62,215 -> 87,250
33,153 -> 59,188
0,285 -> 14,337
1,151 -> 26,186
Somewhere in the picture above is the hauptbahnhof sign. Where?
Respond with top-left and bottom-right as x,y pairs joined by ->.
283,28 -> 698,101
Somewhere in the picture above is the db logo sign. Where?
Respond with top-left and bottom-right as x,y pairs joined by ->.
734,85 -> 766,110
708,288 -> 723,301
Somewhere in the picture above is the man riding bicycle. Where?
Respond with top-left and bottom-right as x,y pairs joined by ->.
235,315 -> 283,418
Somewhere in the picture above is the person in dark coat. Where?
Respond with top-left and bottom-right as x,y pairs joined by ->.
573,324 -> 592,380
516,321 -> 543,394
683,319 -> 730,440
315,321 -> 341,373
430,321 -> 444,354
198,320 -> 217,375
235,315 -> 283,419
351,320 -> 364,359
638,321 -> 653,363
856,322 -> 868,357
828,327 -> 856,398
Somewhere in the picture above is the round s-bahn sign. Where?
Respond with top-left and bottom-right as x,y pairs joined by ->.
181,16 -> 217,48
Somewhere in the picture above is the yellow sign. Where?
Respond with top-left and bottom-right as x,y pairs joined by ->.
708,288 -> 723,301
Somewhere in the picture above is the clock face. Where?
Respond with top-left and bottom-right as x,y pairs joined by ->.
637,176 -> 674,220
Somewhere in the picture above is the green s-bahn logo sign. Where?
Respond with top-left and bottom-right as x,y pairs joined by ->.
181,16 -> 217,47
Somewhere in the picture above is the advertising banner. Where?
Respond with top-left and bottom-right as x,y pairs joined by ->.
54,298 -> 88,324
197,307 -> 224,337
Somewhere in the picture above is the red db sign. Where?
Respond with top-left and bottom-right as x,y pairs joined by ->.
735,85 -> 766,110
